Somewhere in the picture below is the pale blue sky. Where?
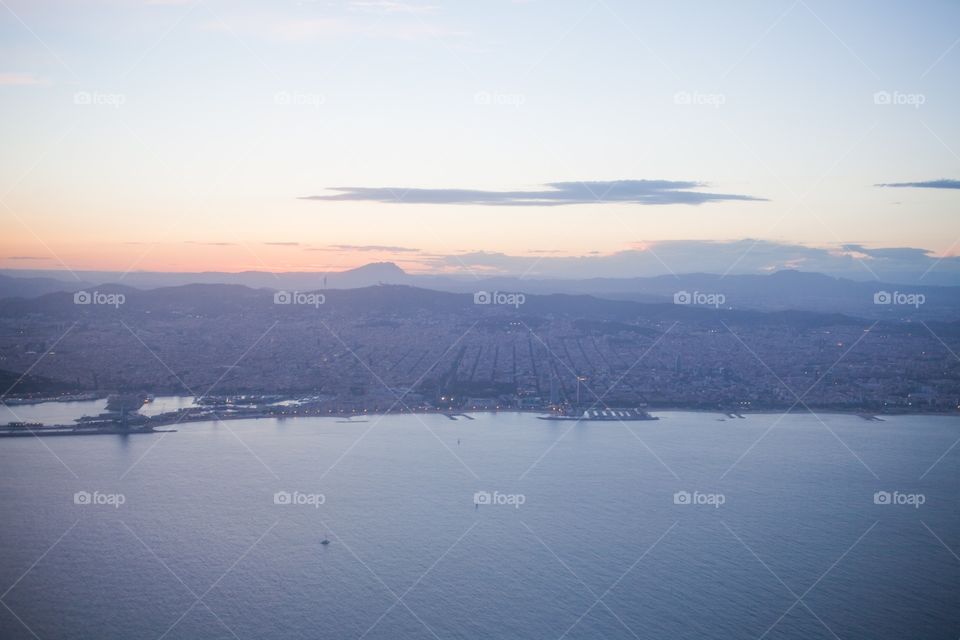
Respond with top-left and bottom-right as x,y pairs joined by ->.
1,0 -> 958,280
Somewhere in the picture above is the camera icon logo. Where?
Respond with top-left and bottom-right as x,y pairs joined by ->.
73,91 -> 92,105
273,491 -> 292,505
274,291 -> 292,305
74,291 -> 92,305
673,91 -> 692,105
873,291 -> 892,305
673,490 -> 691,505
474,291 -> 492,305
873,90 -> 891,105
873,491 -> 891,505
473,491 -> 492,505
673,291 -> 691,305
74,491 -> 92,505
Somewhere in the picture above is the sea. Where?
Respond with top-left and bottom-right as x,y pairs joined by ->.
0,410 -> 957,639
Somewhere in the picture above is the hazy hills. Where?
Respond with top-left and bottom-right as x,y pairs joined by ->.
0,282 -> 949,337
1,264 -> 958,321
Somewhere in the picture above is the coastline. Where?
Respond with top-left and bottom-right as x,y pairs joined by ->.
0,399 -> 960,437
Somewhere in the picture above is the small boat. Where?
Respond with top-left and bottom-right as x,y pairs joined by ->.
320,534 -> 331,545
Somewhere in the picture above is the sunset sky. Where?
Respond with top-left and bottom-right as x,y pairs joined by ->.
1,0 -> 958,281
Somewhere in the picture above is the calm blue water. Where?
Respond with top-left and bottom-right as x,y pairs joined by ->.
139,396 -> 198,418
0,396 -> 197,424
0,412 -> 957,639
0,398 -> 107,425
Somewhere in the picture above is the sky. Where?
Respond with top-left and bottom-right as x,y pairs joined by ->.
1,0 -> 959,282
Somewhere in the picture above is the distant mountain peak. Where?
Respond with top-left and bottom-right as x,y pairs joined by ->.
350,261 -> 406,276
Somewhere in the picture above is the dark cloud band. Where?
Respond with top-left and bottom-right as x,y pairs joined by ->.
875,179 -> 960,189
300,179 -> 766,206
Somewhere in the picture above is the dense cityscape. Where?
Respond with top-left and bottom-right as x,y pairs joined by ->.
2,285 -> 957,420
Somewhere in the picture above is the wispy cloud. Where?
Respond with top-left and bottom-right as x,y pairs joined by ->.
348,1 -> 438,14
263,242 -> 300,246
300,180 -> 767,206
7,255 -> 47,260
203,9 -> 461,42
317,244 -> 421,253
0,72 -> 46,86
875,179 -> 960,189
421,240 -> 959,283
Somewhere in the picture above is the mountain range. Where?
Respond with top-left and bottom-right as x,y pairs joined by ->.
1,263 -> 958,320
